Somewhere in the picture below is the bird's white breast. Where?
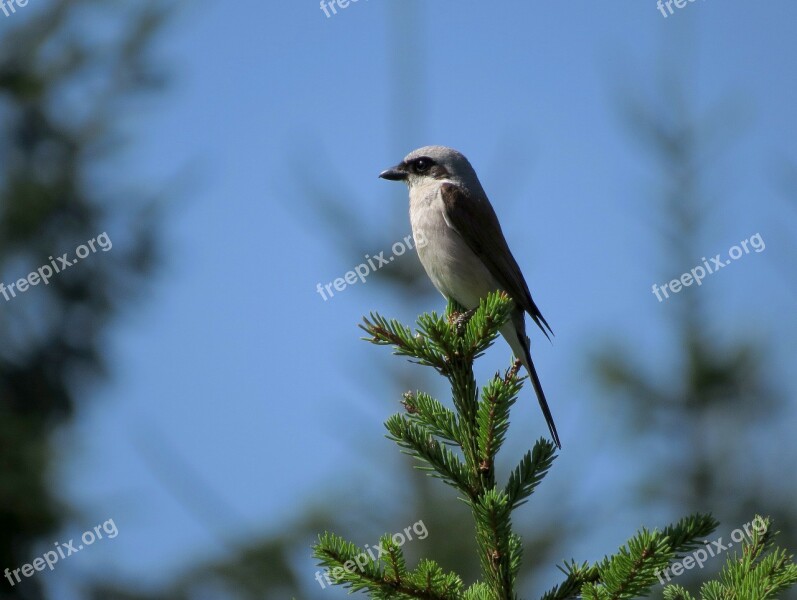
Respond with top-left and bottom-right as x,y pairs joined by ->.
409,183 -> 498,308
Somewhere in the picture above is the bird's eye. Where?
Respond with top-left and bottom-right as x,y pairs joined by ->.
414,158 -> 433,173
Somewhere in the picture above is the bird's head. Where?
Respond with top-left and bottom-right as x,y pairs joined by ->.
379,145 -> 481,191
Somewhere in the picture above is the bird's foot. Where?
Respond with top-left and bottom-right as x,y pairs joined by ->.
505,359 -> 522,383
449,307 -> 477,335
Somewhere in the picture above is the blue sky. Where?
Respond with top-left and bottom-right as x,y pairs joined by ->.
20,0 -> 796,596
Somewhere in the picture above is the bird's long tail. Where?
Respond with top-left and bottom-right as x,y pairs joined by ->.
501,319 -> 561,449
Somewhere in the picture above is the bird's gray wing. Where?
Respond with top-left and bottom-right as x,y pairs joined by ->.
440,182 -> 552,338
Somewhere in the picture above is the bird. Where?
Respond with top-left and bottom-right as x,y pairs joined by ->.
379,145 -> 560,449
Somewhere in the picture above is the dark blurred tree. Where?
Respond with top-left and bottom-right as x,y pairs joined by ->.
0,0 -> 171,597
591,75 -> 797,597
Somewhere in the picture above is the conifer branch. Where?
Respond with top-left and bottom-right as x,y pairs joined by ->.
505,440 -> 557,510
402,391 -> 462,446
314,292 -> 797,599
314,533 -> 464,599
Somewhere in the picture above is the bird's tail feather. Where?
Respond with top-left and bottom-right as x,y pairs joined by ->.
502,321 -> 561,449
523,350 -> 561,449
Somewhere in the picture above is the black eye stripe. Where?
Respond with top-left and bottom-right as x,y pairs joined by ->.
413,157 -> 434,173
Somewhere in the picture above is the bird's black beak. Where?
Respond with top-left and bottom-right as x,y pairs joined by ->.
379,164 -> 407,181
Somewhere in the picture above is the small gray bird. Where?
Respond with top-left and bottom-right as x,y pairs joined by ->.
379,145 -> 560,448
